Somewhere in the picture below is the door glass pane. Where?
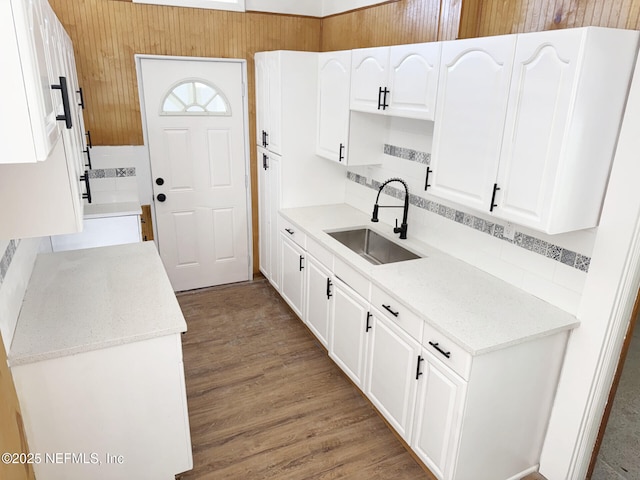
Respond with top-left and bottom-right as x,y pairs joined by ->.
161,80 -> 230,116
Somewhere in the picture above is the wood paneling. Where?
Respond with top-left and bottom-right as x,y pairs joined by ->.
0,332 -> 35,480
459,0 -> 640,38
140,204 -> 154,241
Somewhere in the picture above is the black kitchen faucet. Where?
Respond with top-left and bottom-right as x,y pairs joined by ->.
371,177 -> 409,239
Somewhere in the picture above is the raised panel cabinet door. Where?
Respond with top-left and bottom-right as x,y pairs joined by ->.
317,51 -> 351,164
430,35 -> 516,213
494,30 -> 582,230
350,47 -> 390,113
280,233 -> 305,318
266,52 -> 283,155
268,153 -> 281,290
255,53 -> 269,148
412,351 -> 466,480
257,147 -> 270,279
304,254 -> 332,347
364,309 -> 421,442
329,278 -> 370,389
387,42 -> 441,120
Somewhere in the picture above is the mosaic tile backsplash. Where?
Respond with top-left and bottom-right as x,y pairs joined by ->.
348,149 -> 591,273
88,167 -> 136,179
0,240 -> 20,287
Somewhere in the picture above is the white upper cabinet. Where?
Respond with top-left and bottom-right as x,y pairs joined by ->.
316,50 -> 351,164
429,35 -> 517,213
1,0 -> 64,163
494,28 -> 639,233
255,52 -> 282,155
350,43 -> 440,120
429,28 -> 639,234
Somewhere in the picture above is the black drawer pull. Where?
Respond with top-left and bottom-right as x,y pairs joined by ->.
80,170 -> 92,204
382,304 -> 399,317
285,228 -> 294,235
429,341 -> 451,359
415,355 -> 424,380
51,76 -> 72,129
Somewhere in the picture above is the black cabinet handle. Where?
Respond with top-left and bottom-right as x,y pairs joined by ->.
382,304 -> 399,317
264,131 -> 269,147
377,87 -> 383,110
429,341 -> 451,359
415,355 -> 424,380
326,278 -> 332,299
262,153 -> 268,170
77,87 -> 85,109
80,170 -> 92,204
339,143 -> 345,162
424,167 -> 432,191
299,255 -> 304,271
85,131 -> 92,148
490,183 -> 500,212
366,312 -> 372,332
381,87 -> 390,110
156,193 -> 167,202
51,76 -> 72,129
83,147 -> 92,169
285,228 -> 294,235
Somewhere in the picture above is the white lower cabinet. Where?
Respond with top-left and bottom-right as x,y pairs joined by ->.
304,254 -> 333,347
279,232 -> 305,318
329,277 -> 370,389
364,307 -> 421,442
412,350 -> 466,480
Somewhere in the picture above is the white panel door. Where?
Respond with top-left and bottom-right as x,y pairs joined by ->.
365,309 -> 421,442
329,278 -> 370,389
304,254 -> 332,347
316,50 -> 351,164
430,35 -> 516,213
387,42 -> 441,120
494,30 -> 582,228
350,47 -> 390,113
140,57 -> 250,291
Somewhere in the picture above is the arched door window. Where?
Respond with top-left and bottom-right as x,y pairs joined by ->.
161,79 -> 231,115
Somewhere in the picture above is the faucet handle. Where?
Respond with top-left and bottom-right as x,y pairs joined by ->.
393,218 -> 401,233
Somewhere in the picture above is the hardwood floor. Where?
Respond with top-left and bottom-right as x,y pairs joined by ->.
176,278 -> 545,480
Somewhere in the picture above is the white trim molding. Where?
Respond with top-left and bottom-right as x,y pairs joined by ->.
539,57 -> 640,478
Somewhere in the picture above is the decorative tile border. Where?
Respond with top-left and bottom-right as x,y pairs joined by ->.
347,171 -> 590,272
88,167 -> 136,179
0,239 -> 21,287
384,144 -> 431,165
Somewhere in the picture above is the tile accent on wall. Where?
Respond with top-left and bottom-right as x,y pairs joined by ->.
88,167 -> 136,179
384,144 -> 431,165
0,240 -> 21,287
347,171 -> 591,272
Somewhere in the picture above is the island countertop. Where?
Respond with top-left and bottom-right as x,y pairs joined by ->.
9,242 -> 186,366
280,204 -> 579,355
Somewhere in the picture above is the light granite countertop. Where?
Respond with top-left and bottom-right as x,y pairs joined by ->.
9,242 -> 186,366
280,204 -> 579,355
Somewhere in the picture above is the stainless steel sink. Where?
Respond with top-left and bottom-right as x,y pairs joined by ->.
327,228 -> 422,265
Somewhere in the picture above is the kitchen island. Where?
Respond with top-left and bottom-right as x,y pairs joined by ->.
9,242 -> 192,480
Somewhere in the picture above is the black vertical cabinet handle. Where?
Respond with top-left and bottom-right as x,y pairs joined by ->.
339,143 -> 345,162
415,355 -> 424,380
85,130 -> 92,148
377,87 -> 383,110
84,147 -> 92,169
424,167 -> 432,191
490,183 -> 501,212
77,87 -> 85,109
51,76 -> 72,129
262,153 -> 268,170
366,312 -> 372,332
264,131 -> 269,147
80,170 -> 92,204
326,278 -> 332,299
299,255 -> 304,271
382,87 -> 390,109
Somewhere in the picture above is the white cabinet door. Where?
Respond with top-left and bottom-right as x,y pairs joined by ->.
329,277 -> 370,389
387,42 -> 441,120
317,51 -> 351,164
412,350 -> 466,480
280,233 -> 305,318
350,47 -> 390,113
255,53 -> 269,148
257,147 -> 281,290
265,52 -> 283,155
304,254 -> 333,347
364,308 -> 421,442
430,35 -> 516,213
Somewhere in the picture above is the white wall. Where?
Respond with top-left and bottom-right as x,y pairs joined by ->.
344,114 -> 592,315
89,146 -> 150,204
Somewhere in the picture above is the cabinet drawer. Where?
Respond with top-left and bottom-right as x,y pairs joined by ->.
278,215 -> 306,249
306,236 -> 333,271
422,322 -> 472,381
370,285 -> 423,342
334,257 -> 370,300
